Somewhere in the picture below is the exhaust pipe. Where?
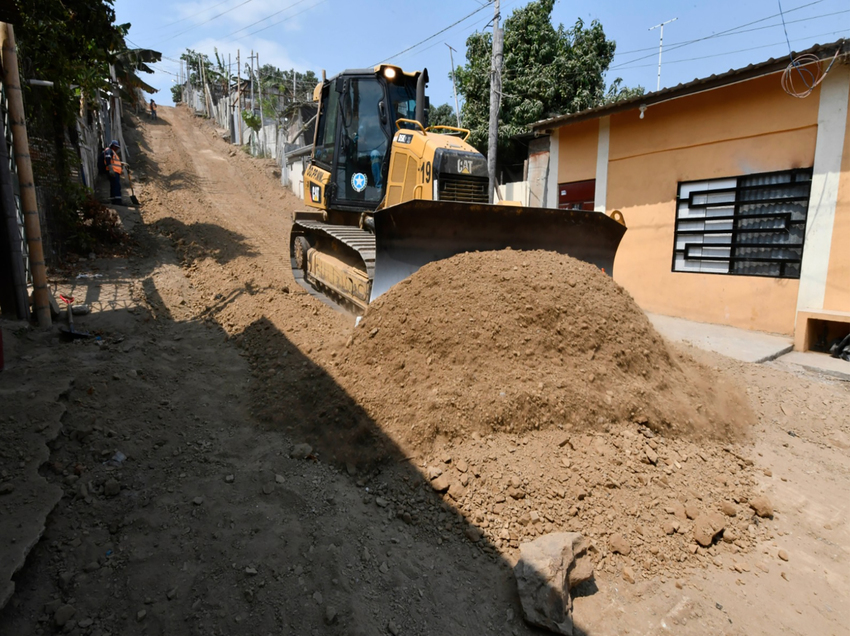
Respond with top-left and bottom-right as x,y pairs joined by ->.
415,68 -> 429,128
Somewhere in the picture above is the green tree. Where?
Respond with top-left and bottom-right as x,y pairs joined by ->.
180,49 -> 220,88
15,0 -> 127,127
428,103 -> 458,128
454,0 -> 643,175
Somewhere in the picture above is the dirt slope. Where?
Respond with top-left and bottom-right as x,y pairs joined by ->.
0,104 -> 847,636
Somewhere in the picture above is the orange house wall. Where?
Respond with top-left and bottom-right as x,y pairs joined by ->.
557,74 -> 822,335
557,119 -> 598,184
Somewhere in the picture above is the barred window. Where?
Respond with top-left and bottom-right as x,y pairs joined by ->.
673,168 -> 813,278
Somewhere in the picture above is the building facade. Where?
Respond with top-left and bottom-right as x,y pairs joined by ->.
531,42 -> 850,349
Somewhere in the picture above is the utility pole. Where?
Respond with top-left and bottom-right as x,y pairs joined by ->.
487,0 -> 503,204
446,43 -> 461,127
257,52 -> 264,155
237,49 -> 242,145
649,17 -> 677,91
249,50 -> 256,114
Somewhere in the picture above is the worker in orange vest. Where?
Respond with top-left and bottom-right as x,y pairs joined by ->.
102,140 -> 123,204
150,99 -> 157,120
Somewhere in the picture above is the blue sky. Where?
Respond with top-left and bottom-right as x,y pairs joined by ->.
116,0 -> 850,108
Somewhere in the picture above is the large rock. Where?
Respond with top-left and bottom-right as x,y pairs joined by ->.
749,495 -> 774,518
693,512 -> 726,547
514,532 -> 594,635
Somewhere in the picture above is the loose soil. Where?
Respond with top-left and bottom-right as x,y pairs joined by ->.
340,250 -> 754,453
0,105 -> 847,636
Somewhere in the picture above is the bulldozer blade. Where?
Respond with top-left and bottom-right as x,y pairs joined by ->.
371,200 -> 626,302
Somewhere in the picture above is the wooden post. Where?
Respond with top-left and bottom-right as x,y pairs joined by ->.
0,23 -> 51,327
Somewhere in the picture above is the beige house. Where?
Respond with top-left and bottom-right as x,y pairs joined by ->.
530,40 -> 850,351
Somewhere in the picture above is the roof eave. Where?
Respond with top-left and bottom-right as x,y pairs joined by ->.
532,38 -> 849,132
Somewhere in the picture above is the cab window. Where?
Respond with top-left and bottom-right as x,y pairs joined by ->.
336,78 -> 388,204
313,85 -> 339,168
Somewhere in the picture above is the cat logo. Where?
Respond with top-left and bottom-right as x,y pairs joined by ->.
457,159 -> 472,174
310,184 -> 322,204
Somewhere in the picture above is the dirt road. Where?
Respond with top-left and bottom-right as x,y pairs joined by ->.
0,104 -> 848,636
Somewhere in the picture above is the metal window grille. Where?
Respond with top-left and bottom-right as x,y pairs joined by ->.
672,168 -> 812,279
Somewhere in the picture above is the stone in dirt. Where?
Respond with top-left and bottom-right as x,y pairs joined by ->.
622,566 -> 636,584
684,504 -> 700,520
668,502 -> 687,520
54,604 -> 76,627
290,443 -> 313,459
609,533 -> 631,556
514,532 -> 594,635
720,501 -> 737,517
749,495 -> 774,518
324,606 -> 338,625
693,512 -> 725,547
430,474 -> 450,492
104,478 -> 120,497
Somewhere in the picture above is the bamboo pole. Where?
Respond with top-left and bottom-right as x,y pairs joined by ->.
0,23 -> 51,327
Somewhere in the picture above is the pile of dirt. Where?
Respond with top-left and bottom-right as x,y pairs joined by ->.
335,250 -> 754,455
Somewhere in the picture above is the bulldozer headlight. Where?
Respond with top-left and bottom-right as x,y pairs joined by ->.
383,67 -> 397,80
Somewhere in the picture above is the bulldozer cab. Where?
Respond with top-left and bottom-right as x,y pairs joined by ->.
310,66 -> 426,214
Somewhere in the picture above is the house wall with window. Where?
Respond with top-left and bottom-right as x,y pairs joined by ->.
547,64 -> 850,339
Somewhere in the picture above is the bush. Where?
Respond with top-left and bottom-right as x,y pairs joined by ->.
57,183 -> 130,255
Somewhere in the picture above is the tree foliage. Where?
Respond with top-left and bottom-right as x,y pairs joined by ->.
428,103 -> 458,128
14,0 -> 126,126
454,0 -> 643,174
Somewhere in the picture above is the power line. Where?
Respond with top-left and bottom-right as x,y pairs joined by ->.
612,28 -> 848,71
777,0 -> 795,56
229,0 -> 328,41
389,0 -> 522,64
156,0 -> 237,31
613,0 -> 825,67
375,3 -> 493,65
153,0 -> 255,46
616,6 -> 847,56
223,0 -> 315,39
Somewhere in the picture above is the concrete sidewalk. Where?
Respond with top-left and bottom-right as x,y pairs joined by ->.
647,312 -> 850,381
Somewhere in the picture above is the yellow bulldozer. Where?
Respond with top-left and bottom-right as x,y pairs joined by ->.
290,65 -> 626,313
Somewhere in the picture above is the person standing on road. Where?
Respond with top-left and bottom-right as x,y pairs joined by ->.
150,99 -> 157,120
103,140 -> 123,204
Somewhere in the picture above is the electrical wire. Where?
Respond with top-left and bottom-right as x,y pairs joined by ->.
229,0 -> 328,41
389,0 -> 523,65
782,40 -> 845,97
615,7 -> 848,57
612,30 -> 847,70
375,3 -> 493,65
778,0 -> 795,55
153,0 -> 255,46
612,0 -> 825,69
222,0 -> 315,39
